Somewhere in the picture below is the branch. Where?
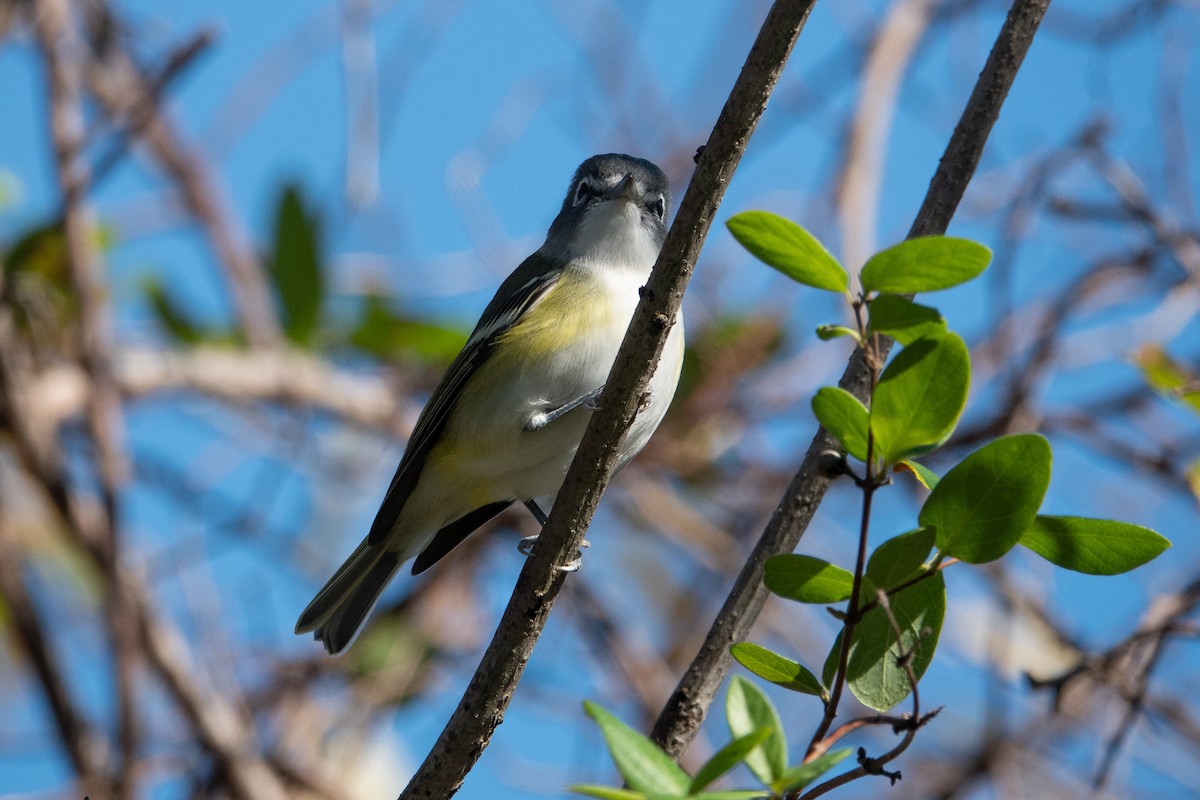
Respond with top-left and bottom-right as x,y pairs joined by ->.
650,0 -> 1053,759
0,379 -> 294,800
837,0 -> 937,273
83,2 -> 284,349
33,2 -> 137,793
796,590 -> 931,799
397,1 -> 818,796
0,522 -> 109,791
125,574 -> 293,800
0,32 -> 293,787
28,346 -> 418,437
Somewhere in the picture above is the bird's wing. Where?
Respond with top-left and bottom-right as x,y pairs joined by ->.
367,253 -> 564,546
410,500 -> 514,574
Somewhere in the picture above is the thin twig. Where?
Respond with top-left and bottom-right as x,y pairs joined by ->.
796,590 -> 928,799
126,575 -> 293,800
397,2 -> 818,796
854,557 -> 958,619
0,516 -> 109,791
339,0 -> 380,209
88,28 -> 216,191
806,311 -> 882,756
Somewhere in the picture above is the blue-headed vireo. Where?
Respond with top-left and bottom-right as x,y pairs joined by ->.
295,153 -> 684,654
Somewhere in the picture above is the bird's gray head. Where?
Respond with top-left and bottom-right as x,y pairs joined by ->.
544,154 -> 671,268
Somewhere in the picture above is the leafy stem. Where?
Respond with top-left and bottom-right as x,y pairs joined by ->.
854,555 -> 958,619
805,295 -> 884,759
797,591 -> 937,800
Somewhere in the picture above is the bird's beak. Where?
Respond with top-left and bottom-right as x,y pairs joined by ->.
611,173 -> 638,203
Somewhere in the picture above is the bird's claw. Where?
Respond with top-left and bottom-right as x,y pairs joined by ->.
524,386 -> 604,432
517,534 -> 590,571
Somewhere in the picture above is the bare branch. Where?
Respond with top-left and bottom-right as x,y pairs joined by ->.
126,574 -> 294,800
397,1 -> 818,796
28,346 -> 419,437
838,0 -> 937,273
32,2 -> 137,792
650,0 -> 1053,760
339,0 -> 380,209
83,3 -> 284,349
0,519 -> 109,791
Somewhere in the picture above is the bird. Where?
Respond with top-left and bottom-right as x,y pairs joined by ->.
295,153 -> 685,654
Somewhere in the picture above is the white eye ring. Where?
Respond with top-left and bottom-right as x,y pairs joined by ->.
648,194 -> 666,220
573,177 -> 602,207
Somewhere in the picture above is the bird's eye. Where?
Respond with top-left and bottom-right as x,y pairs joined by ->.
573,178 -> 600,207
647,195 -> 666,220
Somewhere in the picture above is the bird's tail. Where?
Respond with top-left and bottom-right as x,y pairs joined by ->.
294,540 -> 403,655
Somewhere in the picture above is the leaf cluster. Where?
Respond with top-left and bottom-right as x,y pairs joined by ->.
574,681 -> 849,800
727,211 -> 1170,715
582,211 -> 1171,799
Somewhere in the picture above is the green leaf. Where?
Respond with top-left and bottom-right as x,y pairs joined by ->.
773,749 -> 852,794
142,277 -> 204,345
897,459 -> 940,490
4,223 -> 66,280
1135,345 -> 1200,413
570,786 -> 645,800
3,224 -> 78,332
350,293 -> 467,363
860,236 -> 992,294
727,212 -> 849,293
269,184 -> 324,345
919,434 -> 1052,564
815,324 -> 861,343
690,728 -> 773,794
870,331 -> 970,464
866,528 -> 936,590
688,793 -> 770,800
1020,515 -> 1170,575
811,387 -> 869,461
846,573 -> 945,712
584,702 -> 690,795
725,676 -> 786,785
764,555 -> 854,604
867,294 -> 946,346
730,643 -> 825,698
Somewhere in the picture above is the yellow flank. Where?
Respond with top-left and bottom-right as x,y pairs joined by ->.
418,269 -> 618,489
494,271 -> 612,366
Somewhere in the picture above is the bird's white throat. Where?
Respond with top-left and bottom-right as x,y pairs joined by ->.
565,198 -> 660,275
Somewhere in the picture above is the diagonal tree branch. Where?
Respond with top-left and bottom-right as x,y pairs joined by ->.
398,1 -> 818,796
13,9 -> 294,794
0,517 -> 109,793
649,0 -> 1054,760
837,0 -> 939,274
0,337 -> 294,800
125,574 -> 294,800
32,2 -> 138,793
82,1 -> 284,349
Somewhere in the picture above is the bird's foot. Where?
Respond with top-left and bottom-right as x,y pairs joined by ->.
524,386 -> 604,432
517,534 -> 590,571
